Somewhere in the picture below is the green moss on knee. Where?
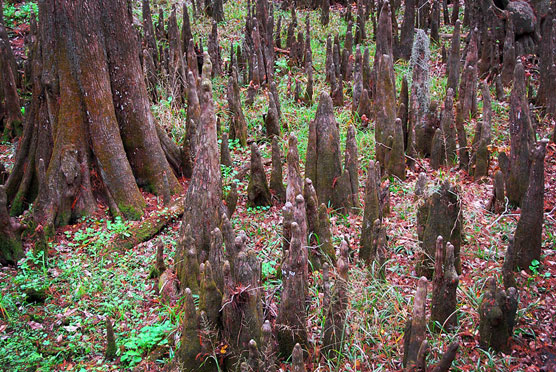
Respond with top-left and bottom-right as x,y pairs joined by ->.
9,193 -> 25,217
118,203 -> 144,221
0,237 -> 24,264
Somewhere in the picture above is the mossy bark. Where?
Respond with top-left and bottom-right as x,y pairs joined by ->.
0,186 -> 24,265
408,30 -> 431,162
178,288 -> 211,371
6,0 -> 180,235
106,196 -> 185,251
416,180 -> 462,278
182,57 -> 223,258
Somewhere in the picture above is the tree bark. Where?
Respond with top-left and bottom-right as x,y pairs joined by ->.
0,17 -> 22,140
5,0 -> 180,235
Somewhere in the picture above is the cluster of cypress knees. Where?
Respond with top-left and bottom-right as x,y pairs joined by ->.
0,0 -> 552,369
106,0 -> 550,369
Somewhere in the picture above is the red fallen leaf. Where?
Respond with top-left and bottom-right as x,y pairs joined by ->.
28,321 -> 43,330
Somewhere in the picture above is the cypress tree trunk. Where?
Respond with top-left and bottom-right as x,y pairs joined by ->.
5,0 -> 180,236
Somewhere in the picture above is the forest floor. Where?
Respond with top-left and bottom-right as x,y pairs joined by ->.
1,1 -> 556,371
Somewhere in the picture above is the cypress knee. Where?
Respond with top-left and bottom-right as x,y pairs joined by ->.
416,180 -> 462,278
247,143 -> 272,207
431,237 -> 459,331
270,137 -> 286,203
511,140 -> 547,269
478,277 -> 518,353
277,222 -> 308,357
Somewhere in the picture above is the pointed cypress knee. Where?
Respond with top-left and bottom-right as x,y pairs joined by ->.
317,203 -> 336,263
439,89 -> 456,165
282,202 -> 294,254
506,61 -> 535,206
345,125 -> 359,209
261,320 -> 277,371
325,36 -> 333,83
292,343 -> 306,372
488,170 -> 506,214
228,67 -> 248,146
265,93 -> 281,138
224,182 -> 238,218
303,178 -> 319,244
286,134 -> 308,203
277,222 -> 308,357
199,261 -> 222,327
221,244 -> 263,355
396,0 -> 416,60
352,47 -> 363,111
416,180 -> 462,278
403,277 -> 428,369
0,185 -> 24,265
469,84 -> 492,180
409,29 -> 431,160
321,248 -> 349,356
221,132 -> 233,167
512,140 -> 547,270
182,59 -> 222,258
446,21 -> 460,95
175,224 -> 200,293
431,237 -> 459,331
270,137 -> 286,203
502,237 -> 517,290
375,53 -> 405,180
104,318 -> 117,360
430,128 -> 445,170
357,88 -> 372,127
247,143 -> 272,207
501,18 -> 516,87
247,339 -> 261,372
178,288 -> 204,371
360,160 -> 381,264
305,92 -> 352,211
414,172 -> 427,200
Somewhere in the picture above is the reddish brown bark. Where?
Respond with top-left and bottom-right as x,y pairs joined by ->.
5,0 -> 180,237
182,55 -> 222,259
0,16 -> 22,140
